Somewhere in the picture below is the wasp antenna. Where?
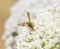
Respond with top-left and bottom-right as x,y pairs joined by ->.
27,12 -> 31,22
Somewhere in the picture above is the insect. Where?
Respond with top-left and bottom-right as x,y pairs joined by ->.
18,12 -> 34,30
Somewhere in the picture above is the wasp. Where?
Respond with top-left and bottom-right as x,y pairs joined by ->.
18,12 -> 34,30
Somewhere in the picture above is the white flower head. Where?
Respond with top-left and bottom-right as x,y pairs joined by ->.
3,0 -> 60,49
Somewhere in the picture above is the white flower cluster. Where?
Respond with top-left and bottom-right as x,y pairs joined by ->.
3,0 -> 60,49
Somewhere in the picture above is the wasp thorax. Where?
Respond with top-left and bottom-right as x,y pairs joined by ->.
27,22 -> 34,30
